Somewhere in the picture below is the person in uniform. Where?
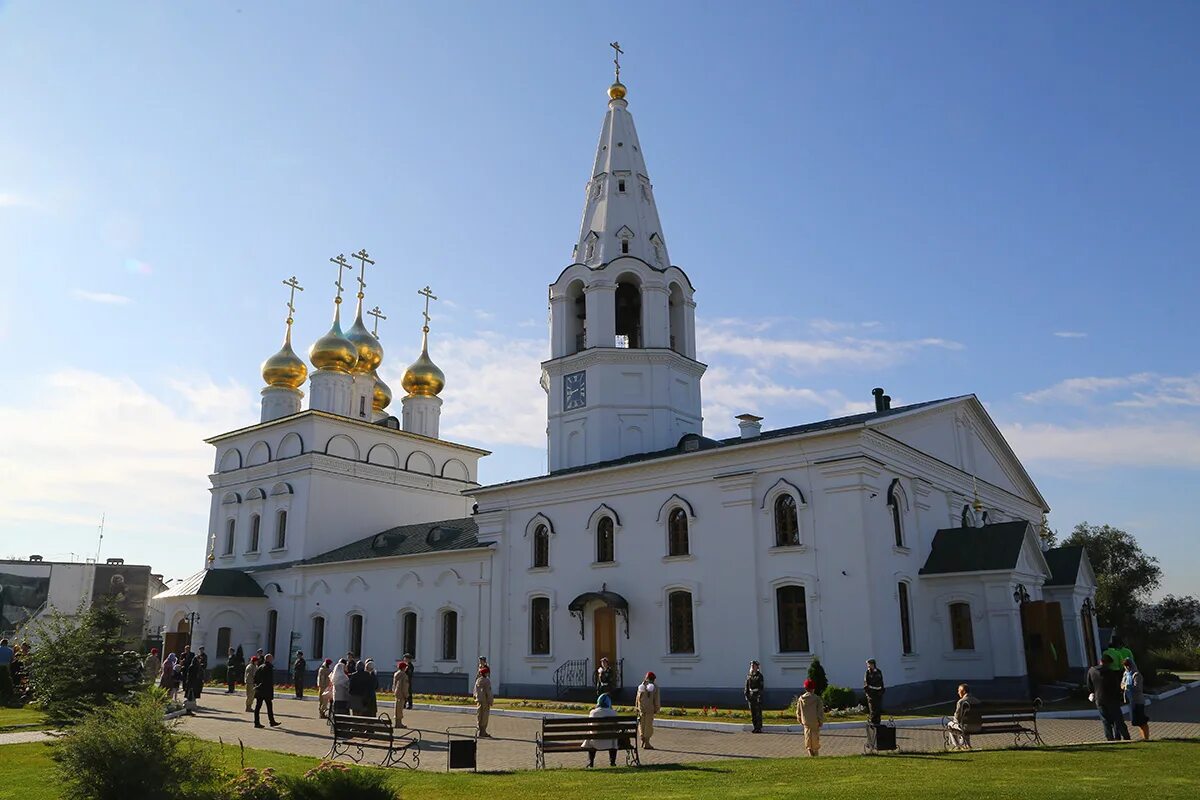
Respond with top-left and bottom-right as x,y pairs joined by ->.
635,672 -> 661,749
402,653 -> 415,709
196,647 -> 208,697
863,658 -> 885,725
596,657 -> 615,698
143,648 -> 161,684
253,653 -> 281,728
796,678 -> 825,756
473,664 -> 494,737
244,655 -> 258,713
292,651 -> 307,699
226,647 -> 243,694
316,658 -> 333,719
390,658 -> 411,728
744,660 -> 765,733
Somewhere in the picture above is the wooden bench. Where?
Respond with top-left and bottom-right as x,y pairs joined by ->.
943,698 -> 1044,749
535,715 -> 640,769
327,713 -> 421,769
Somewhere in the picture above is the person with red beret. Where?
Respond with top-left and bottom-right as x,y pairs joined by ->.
473,663 -> 494,737
796,678 -> 825,756
635,671 -> 661,749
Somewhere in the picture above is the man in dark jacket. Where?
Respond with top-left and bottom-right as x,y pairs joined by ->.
253,654 -> 282,728
596,656 -> 615,698
744,660 -> 765,733
196,647 -> 208,697
402,653 -> 415,709
226,648 -> 243,694
293,652 -> 307,700
1087,654 -> 1130,741
863,659 -> 885,725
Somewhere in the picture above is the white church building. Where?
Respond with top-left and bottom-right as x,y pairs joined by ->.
156,68 -> 1100,707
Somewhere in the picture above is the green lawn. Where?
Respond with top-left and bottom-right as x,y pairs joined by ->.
0,705 -> 49,731
4,738 -> 1200,799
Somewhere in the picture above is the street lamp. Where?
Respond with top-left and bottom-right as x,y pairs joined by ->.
1012,584 -> 1030,604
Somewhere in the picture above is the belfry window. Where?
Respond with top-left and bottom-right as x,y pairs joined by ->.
274,510 -> 288,549
248,514 -> 260,552
615,280 -> 642,348
224,519 -> 235,555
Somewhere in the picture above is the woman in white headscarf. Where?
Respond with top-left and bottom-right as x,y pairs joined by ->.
331,658 -> 350,716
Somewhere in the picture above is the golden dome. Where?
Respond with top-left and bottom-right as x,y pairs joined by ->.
401,337 -> 445,397
346,306 -> 384,375
309,305 -> 359,373
608,81 -> 627,100
372,371 -> 393,412
261,328 -> 307,389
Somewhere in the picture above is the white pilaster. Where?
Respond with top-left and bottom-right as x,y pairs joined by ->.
309,370 -> 353,416
402,394 -> 442,439
260,386 -> 303,423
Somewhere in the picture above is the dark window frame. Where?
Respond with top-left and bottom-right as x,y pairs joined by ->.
949,602 -> 974,650
898,582 -> 914,655
532,524 -> 550,568
667,508 -> 690,556
667,590 -> 695,654
774,493 -> 799,547
311,616 -> 325,659
530,597 -> 551,655
441,610 -> 458,661
596,517 -> 615,563
775,585 -> 810,653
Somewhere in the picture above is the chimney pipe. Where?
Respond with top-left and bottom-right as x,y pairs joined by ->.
883,395 -> 892,410
872,387 -> 885,412
736,413 -> 764,439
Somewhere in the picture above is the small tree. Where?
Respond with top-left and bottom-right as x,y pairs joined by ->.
806,658 -> 829,695
1063,522 -> 1162,630
28,596 -> 145,725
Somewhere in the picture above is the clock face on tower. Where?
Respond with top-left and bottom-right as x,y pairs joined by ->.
563,370 -> 587,411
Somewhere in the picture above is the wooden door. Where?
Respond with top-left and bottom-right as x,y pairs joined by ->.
1044,602 -> 1070,680
1020,600 -> 1055,685
164,631 -> 188,658
593,607 -> 616,668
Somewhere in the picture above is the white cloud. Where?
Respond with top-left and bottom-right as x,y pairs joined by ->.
0,192 -> 40,210
1053,331 -> 1088,339
74,289 -> 133,305
809,319 -> 882,335
1003,421 -> 1200,468
1116,375 -> 1200,409
1021,373 -> 1200,407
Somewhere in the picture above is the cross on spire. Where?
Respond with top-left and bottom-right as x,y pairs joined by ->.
368,305 -> 387,337
418,285 -> 437,333
329,254 -> 352,304
351,249 -> 375,300
610,41 -> 623,82
282,276 -> 304,326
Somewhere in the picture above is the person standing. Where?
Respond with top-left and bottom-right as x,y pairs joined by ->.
226,648 -> 243,694
1122,658 -> 1150,741
635,672 -> 661,750
596,657 -> 615,698
946,683 -> 981,750
196,647 -> 208,697
332,659 -> 350,716
402,653 -> 415,709
143,648 -> 161,684
390,658 -> 410,728
244,655 -> 259,713
797,678 -> 825,756
182,652 -> 202,713
253,654 -> 281,728
1104,636 -> 1135,671
292,651 -> 307,700
581,694 -> 619,767
863,659 -> 885,726
1087,654 -> 1130,741
473,664 -> 494,737
316,658 -> 333,719
745,660 -> 765,733
159,653 -> 178,699
347,660 -> 368,716
363,659 -> 380,716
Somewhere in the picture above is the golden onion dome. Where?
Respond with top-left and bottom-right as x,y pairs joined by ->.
372,370 -> 393,412
261,328 -> 308,389
309,306 -> 359,373
608,81 -> 627,100
345,306 -> 384,375
401,337 -> 445,397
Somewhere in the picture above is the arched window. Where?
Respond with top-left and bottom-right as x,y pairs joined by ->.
348,613 -> 363,657
223,519 -> 235,555
532,524 -> 550,568
441,610 -> 458,661
596,517 -> 615,563
668,591 -> 695,654
216,627 -> 232,658
888,480 -> 905,547
961,504 -> 972,528
311,616 -> 325,659
615,280 -> 641,348
949,602 -> 974,650
776,585 -> 810,652
898,582 -> 914,655
248,514 -> 261,552
774,494 -> 799,547
667,508 -> 690,557
668,283 -> 685,352
266,610 -> 278,657
530,597 -> 551,655
275,510 -> 288,549
402,612 -> 418,658
567,280 -> 586,354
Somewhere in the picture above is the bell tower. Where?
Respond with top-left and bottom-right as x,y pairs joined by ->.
544,50 -> 705,471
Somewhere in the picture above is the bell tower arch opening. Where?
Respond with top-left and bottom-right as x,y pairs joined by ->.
615,274 -> 642,349
567,279 -> 587,354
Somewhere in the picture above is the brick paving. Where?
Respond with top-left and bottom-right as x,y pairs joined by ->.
172,686 -> 1200,772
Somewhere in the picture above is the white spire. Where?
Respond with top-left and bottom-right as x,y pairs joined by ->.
574,82 -> 671,269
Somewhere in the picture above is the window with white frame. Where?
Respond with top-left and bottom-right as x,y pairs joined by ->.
774,494 -> 799,547
224,519 -> 235,555
667,508 -> 689,556
402,612 -> 417,658
248,513 -> 261,552
441,610 -> 458,661
530,597 -> 551,655
311,616 -> 325,659
596,517 -> 615,563
532,524 -> 550,568
274,509 -> 288,549
949,602 -> 974,650
667,590 -> 695,654
348,613 -> 363,657
776,585 -> 810,652
888,479 -> 906,547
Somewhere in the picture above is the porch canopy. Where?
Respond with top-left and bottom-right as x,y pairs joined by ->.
567,586 -> 629,639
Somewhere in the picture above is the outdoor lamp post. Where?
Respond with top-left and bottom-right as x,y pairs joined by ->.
1012,584 -> 1031,604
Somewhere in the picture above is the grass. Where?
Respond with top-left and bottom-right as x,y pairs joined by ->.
5,738 -> 1200,799
0,705 -> 50,731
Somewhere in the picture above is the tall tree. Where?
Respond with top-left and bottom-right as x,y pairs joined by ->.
1063,522 -> 1162,630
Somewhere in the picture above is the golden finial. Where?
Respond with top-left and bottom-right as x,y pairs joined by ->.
262,277 -> 308,389
608,41 -> 627,100
368,305 -> 387,337
310,254 -> 359,372
402,286 -> 445,397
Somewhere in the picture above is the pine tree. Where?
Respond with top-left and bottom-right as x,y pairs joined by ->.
806,658 -> 829,695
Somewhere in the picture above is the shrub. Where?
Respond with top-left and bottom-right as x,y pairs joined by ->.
821,685 -> 858,710
52,693 -> 221,800
224,768 -> 287,800
806,658 -> 829,695
1151,645 -> 1200,671
284,761 -> 397,800
212,665 -> 229,683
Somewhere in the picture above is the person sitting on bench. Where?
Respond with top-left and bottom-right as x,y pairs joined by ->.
946,683 -> 981,749
581,693 -> 618,767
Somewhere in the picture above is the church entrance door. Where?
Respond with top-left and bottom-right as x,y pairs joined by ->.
593,607 -> 616,671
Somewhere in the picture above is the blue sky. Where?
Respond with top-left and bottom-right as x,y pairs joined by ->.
0,1 -> 1196,596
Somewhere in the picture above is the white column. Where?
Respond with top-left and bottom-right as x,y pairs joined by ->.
261,387 -> 303,423
641,283 -> 671,348
402,395 -> 443,439
549,294 -> 571,358
309,370 -> 353,416
585,282 -> 616,348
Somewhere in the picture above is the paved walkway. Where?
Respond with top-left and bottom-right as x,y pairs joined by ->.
169,686 -> 1200,772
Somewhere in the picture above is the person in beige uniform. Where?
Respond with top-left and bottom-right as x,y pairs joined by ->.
796,678 -> 825,756
635,671 -> 661,749
315,659 -> 333,719
243,656 -> 258,712
473,665 -> 494,738
391,658 -> 411,728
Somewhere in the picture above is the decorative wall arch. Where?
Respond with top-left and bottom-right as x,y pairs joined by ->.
586,503 -> 622,529
396,571 -> 423,591
306,579 -> 331,596
345,575 -> 369,593
246,440 -> 271,466
405,450 -> 435,475
221,492 -> 241,505
434,568 -> 464,587
218,448 -> 242,473
760,478 -> 806,510
325,434 -> 360,460
277,432 -> 304,459
245,487 -> 266,502
524,513 -> 556,538
440,458 -> 469,481
366,443 -> 400,468
656,493 -> 695,523
269,482 -> 293,496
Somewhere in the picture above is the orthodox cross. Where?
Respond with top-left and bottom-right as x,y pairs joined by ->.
282,276 -> 303,327
368,305 -> 387,337
610,41 -> 623,82
351,248 -> 375,299
329,254 -> 352,304
418,285 -> 437,333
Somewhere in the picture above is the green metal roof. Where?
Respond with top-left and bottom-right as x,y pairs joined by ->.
154,568 -> 267,599
1043,545 -> 1085,586
919,521 -> 1033,575
302,517 -> 484,566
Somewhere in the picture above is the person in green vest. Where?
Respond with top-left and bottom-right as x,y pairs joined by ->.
1103,635 -> 1135,671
